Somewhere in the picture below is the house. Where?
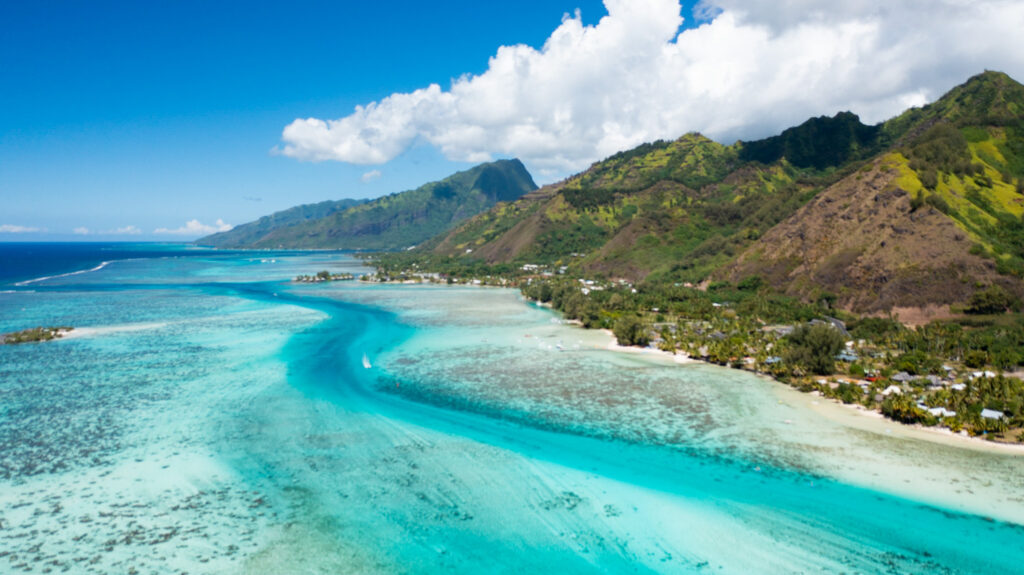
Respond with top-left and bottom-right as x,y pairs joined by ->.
951,383 -> 967,391
836,351 -> 859,362
928,407 -> 957,418
763,325 -> 795,337
881,385 -> 903,396
891,372 -> 914,383
809,317 -> 851,338
981,409 -> 1005,420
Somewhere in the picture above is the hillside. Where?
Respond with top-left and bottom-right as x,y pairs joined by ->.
198,198 -> 366,248
424,71 -> 1024,314
431,126 -> 863,282
727,71 -> 1024,312
199,159 -> 537,250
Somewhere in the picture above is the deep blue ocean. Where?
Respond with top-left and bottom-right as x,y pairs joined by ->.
0,242 -> 206,286
1,242 -> 1023,573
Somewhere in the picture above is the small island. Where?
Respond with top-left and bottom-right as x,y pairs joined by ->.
2,326 -> 74,344
293,270 -> 355,283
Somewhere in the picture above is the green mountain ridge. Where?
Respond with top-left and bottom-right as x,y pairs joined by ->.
198,159 -> 537,250
422,71 -> 1024,314
198,198 -> 368,248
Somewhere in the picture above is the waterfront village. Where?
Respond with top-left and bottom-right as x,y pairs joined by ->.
354,255 -> 1024,444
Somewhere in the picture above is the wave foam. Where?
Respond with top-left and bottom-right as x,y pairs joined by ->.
15,261 -> 112,286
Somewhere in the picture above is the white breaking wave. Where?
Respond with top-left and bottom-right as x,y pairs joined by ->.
15,261 -> 113,286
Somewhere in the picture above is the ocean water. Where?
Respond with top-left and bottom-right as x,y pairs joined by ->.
1,244 -> 1022,574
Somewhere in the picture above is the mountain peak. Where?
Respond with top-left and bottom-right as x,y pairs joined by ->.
198,159 -> 537,249
927,69 -> 1024,124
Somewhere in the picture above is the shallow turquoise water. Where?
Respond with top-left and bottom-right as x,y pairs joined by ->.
1,249 -> 1022,573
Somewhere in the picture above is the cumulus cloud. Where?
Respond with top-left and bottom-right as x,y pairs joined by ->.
0,224 -> 42,233
361,169 -> 382,183
73,227 -> 91,235
279,0 -> 1024,180
154,219 -> 233,236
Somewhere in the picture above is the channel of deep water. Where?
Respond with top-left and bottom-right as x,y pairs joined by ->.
223,279 -> 1024,573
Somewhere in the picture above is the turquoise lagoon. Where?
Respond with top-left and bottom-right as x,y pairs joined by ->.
1,245 -> 1022,574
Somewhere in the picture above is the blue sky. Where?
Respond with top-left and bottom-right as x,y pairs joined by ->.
1,1 -> 623,239
3,1 -> 1023,240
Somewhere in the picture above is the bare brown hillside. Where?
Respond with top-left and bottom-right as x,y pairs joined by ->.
725,158 -> 1010,313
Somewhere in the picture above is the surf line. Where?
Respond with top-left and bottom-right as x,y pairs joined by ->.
15,261 -> 113,286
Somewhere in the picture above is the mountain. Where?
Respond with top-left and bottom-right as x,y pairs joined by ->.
199,159 -> 537,250
430,128 -> 846,282
198,199 -> 367,248
726,71 -> 1024,312
425,71 -> 1024,314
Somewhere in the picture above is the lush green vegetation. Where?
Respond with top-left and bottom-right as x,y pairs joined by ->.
739,111 -> 882,169
2,326 -> 73,344
612,315 -> 649,347
201,159 -> 537,250
197,198 -> 367,247
784,323 -> 846,375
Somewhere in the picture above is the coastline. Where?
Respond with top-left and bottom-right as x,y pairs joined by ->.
358,279 -> 1024,456
795,386 -> 1024,455
586,322 -> 1024,456
600,329 -> 700,364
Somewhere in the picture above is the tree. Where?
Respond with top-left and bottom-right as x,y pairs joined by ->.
613,315 -> 649,347
964,350 -> 989,369
966,285 -> 1014,315
881,394 -> 933,424
784,323 -> 846,375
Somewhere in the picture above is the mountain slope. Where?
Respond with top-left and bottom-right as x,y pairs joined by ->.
202,159 -> 537,250
425,71 -> 1024,313
430,127 -> 852,283
725,71 -> 1024,312
197,198 -> 366,248
724,158 -> 1003,312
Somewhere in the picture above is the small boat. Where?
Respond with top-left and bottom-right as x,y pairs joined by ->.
362,353 -> 372,369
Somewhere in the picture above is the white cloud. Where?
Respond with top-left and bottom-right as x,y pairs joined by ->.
105,225 -> 142,235
154,219 -> 233,236
279,0 -> 1024,180
0,224 -> 42,233
73,227 -> 91,235
361,169 -> 382,183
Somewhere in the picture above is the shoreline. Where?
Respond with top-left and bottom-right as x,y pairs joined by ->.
600,329 -> 701,364
586,325 -> 1024,456
797,388 -> 1024,455
313,279 -> 1024,456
